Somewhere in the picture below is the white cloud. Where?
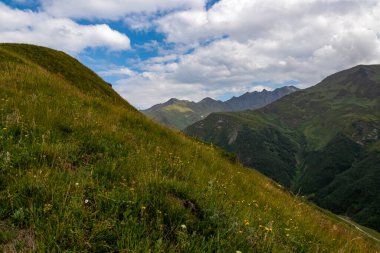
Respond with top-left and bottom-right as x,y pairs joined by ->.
114,68 -> 276,109
249,85 -> 273,92
113,0 -> 380,108
114,75 -> 205,109
2,0 -> 380,109
0,3 -> 131,53
40,0 -> 204,19
99,67 -> 137,77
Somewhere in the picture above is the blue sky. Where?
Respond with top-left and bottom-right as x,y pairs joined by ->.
1,0 -> 380,109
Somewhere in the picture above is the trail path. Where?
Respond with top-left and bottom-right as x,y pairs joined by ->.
337,216 -> 380,242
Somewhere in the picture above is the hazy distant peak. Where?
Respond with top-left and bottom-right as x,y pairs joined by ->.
142,86 -> 298,129
200,97 -> 216,102
167,98 -> 181,103
199,97 -> 220,105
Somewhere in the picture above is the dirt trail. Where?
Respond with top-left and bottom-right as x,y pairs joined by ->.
337,216 -> 380,242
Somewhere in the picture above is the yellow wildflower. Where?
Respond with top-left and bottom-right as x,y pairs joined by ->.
43,203 -> 53,213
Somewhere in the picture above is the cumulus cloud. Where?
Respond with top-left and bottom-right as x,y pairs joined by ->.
115,76 -> 205,109
113,38 -> 293,108
0,3 -> 131,53
114,68 -> 275,109
2,0 -> 380,109
99,67 -> 137,77
40,0 -> 204,19
113,0 -> 380,108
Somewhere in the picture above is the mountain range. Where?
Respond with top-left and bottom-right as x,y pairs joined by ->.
185,64 -> 380,232
142,86 -> 299,130
0,43 -> 378,251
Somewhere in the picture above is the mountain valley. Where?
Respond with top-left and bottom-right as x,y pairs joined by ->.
185,65 -> 380,232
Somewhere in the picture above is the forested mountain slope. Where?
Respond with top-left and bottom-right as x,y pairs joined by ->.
186,65 -> 380,232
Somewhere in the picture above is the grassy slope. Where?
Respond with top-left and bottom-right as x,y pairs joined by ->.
144,104 -> 201,131
142,100 -> 225,131
185,65 -> 380,232
0,44 -> 378,252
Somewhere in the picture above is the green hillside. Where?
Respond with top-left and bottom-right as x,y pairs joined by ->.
185,65 -> 380,232
142,98 -> 225,130
0,44 -> 378,252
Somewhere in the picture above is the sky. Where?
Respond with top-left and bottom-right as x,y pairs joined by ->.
1,0 -> 380,109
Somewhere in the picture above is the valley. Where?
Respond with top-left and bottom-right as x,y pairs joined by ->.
185,65 -> 380,232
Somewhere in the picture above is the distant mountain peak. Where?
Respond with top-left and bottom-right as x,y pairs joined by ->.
142,86 -> 299,129
321,64 -> 380,86
352,66 -> 370,78
200,97 -> 217,103
167,98 -> 181,103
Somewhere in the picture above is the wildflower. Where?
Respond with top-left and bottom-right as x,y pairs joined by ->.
5,152 -> 11,162
180,224 -> 187,230
84,199 -> 89,204
266,221 -> 273,232
265,227 -> 272,232
75,182 -> 79,186
43,203 -> 53,213
243,219 -> 250,226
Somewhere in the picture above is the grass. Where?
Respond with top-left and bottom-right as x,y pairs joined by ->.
312,206 -> 380,247
0,43 -> 379,252
163,104 -> 194,113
